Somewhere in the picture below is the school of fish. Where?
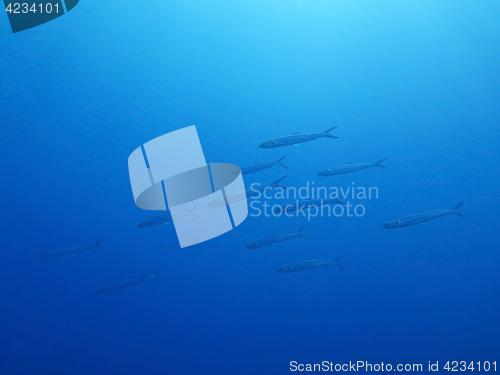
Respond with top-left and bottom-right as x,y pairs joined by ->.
41,126 -> 469,292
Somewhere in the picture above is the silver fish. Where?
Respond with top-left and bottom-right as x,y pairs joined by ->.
239,155 -> 288,175
259,127 -> 338,149
318,158 -> 388,176
273,196 -> 347,214
246,223 -> 308,249
138,206 -> 199,228
98,267 -> 162,294
277,257 -> 345,273
207,176 -> 289,207
41,235 -> 103,258
383,202 -> 470,229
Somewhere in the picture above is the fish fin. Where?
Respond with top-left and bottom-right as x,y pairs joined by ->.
335,256 -> 345,271
276,155 -> 289,170
272,176 -> 287,185
271,176 -> 289,189
188,205 -> 199,214
150,267 -> 163,278
95,235 -> 104,248
323,126 -> 339,138
336,194 -> 348,205
374,158 -> 389,168
297,223 -> 306,233
452,202 -> 470,221
298,234 -> 309,241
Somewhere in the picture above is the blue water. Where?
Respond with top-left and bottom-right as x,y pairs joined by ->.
1,1 -> 499,374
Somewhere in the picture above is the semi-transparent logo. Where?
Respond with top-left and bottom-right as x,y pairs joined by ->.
4,0 -> 79,33
128,126 -> 248,248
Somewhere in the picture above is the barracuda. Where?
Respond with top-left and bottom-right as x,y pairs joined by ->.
259,127 -> 339,149
98,267 -> 162,294
238,155 -> 288,175
246,223 -> 308,249
318,158 -> 388,176
278,257 -> 345,273
273,196 -> 347,214
138,207 -> 199,228
41,235 -> 103,258
383,202 -> 470,229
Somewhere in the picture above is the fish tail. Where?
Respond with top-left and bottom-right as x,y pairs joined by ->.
335,256 -> 345,272
323,126 -> 339,138
95,235 -> 104,248
298,234 -> 309,241
296,224 -> 308,240
336,194 -> 348,205
272,176 -> 289,189
277,155 -> 289,170
150,267 -> 163,280
375,158 -> 389,168
452,202 -> 470,221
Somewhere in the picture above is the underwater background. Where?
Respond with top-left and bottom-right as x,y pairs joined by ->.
1,0 -> 499,374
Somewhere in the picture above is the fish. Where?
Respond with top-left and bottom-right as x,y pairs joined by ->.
138,206 -> 199,228
317,158 -> 388,176
238,155 -> 289,175
246,176 -> 289,198
41,235 -> 103,258
98,267 -> 162,294
273,196 -> 347,214
259,127 -> 339,149
277,257 -> 345,273
245,223 -> 308,249
138,212 -> 173,227
383,202 -> 470,229
207,176 -> 289,207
